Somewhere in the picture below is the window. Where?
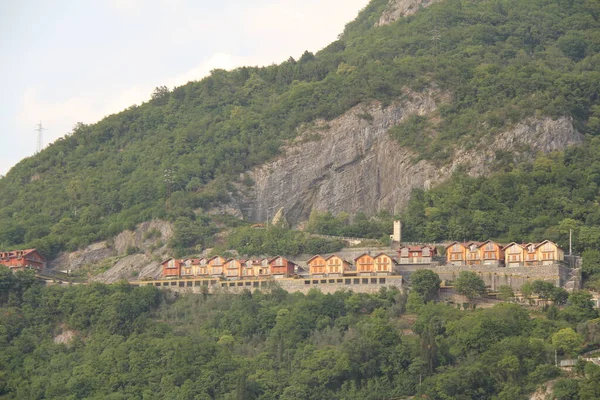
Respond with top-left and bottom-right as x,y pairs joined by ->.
453,244 -> 461,251
485,243 -> 494,251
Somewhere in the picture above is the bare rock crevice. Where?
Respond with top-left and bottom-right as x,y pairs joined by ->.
376,0 -> 444,27
239,91 -> 583,226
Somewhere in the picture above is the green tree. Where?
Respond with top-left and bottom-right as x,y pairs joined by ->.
552,328 -> 584,357
455,271 -> 487,305
497,285 -> 515,302
410,270 -> 441,303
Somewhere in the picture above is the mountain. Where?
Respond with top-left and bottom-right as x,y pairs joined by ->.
1,0 -> 599,260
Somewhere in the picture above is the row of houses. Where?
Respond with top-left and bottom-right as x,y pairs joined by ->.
161,245 -> 437,279
445,240 -> 565,267
0,249 -> 46,271
162,256 -> 299,280
160,240 -> 566,280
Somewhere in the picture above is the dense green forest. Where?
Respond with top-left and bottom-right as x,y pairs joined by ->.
1,269 -> 600,399
398,139 -> 600,288
1,0 -> 599,259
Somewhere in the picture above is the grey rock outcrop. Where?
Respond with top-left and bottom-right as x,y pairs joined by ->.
239,93 -> 583,226
50,219 -> 173,283
49,241 -> 115,271
376,0 -> 444,26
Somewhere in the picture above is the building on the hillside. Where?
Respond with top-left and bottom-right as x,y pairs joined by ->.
269,256 -> 296,278
325,255 -> 352,277
523,241 -> 565,266
208,256 -> 227,277
455,240 -> 505,266
194,258 -> 209,276
307,255 -> 327,276
180,258 -> 195,277
464,241 -> 483,265
354,253 -> 374,275
242,259 -> 259,279
397,245 -> 436,264
255,258 -> 271,278
373,253 -> 395,274
161,258 -> 182,278
0,249 -> 46,271
224,259 -> 243,279
446,242 -> 469,265
478,240 -> 505,266
503,243 -> 526,267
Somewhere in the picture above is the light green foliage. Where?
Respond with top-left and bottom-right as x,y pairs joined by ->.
552,327 -> 584,357
2,0 -> 598,260
560,290 -> 600,323
1,274 -> 600,399
497,285 -> 515,302
455,271 -> 487,303
305,211 -> 394,239
410,269 -> 441,303
225,226 -> 345,257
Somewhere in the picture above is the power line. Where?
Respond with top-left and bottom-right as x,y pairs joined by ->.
34,121 -> 46,153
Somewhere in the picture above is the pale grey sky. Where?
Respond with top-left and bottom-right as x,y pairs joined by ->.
0,0 -> 369,176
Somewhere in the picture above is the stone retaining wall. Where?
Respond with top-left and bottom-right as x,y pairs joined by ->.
396,263 -> 570,290
133,276 -> 404,295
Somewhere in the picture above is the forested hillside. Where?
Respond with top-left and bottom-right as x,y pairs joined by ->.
1,271 -> 599,399
1,0 -> 599,259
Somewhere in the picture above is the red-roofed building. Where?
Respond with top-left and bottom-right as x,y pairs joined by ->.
161,258 -> 183,278
269,256 -> 296,278
0,249 -> 46,271
398,245 -> 436,264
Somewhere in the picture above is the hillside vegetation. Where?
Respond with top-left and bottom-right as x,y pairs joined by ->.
1,271 -> 600,399
1,0 -> 599,259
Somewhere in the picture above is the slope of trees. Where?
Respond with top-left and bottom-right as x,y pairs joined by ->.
1,269 -> 599,399
1,0 -> 599,258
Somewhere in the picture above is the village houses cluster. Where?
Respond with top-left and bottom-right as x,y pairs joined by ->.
160,239 -> 565,280
161,246 -> 437,280
0,239 -> 565,279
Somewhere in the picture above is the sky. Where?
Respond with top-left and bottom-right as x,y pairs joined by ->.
0,0 -> 370,176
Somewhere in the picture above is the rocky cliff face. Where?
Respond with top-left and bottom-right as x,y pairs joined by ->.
50,220 -> 173,283
238,92 -> 583,225
376,0 -> 444,26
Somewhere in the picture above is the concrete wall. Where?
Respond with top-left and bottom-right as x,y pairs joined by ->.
133,275 -> 404,295
396,263 -> 570,290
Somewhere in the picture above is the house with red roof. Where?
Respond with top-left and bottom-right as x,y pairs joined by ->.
161,258 -> 183,278
0,249 -> 46,271
398,245 -> 436,264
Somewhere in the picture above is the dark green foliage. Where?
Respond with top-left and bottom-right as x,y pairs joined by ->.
410,269 -> 441,302
2,274 -> 600,399
224,226 -> 345,257
400,141 -> 600,286
2,0 -> 599,259
454,270 -> 487,303
305,211 -> 394,239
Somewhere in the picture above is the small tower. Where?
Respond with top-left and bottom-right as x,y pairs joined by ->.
390,220 -> 402,243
